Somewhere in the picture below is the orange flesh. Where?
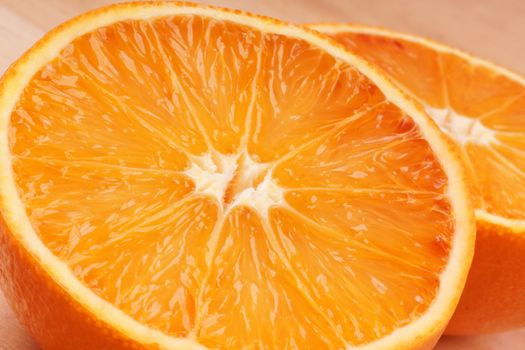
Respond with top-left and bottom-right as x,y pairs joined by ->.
330,30 -> 525,220
10,16 -> 453,348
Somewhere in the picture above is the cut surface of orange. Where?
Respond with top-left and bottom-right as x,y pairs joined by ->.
0,3 -> 474,349
311,23 -> 525,335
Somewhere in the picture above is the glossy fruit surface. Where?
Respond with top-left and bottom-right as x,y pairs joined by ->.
0,3 -> 474,349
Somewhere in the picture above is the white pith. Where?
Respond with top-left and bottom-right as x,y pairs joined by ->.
184,151 -> 284,217
0,4 -> 475,350
184,152 -> 238,201
425,106 -> 498,146
229,171 -> 284,219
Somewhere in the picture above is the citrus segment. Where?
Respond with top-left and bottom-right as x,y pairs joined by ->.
440,53 -> 524,118
320,26 -> 525,221
0,3 -> 474,349
272,102 -> 447,191
246,47 -> 385,162
196,206 -> 347,349
11,158 -> 196,255
483,94 -> 525,132
270,205 -> 441,343
328,32 -> 447,109
71,195 -> 217,336
312,23 -> 525,334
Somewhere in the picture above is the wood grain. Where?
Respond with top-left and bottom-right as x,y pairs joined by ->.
0,1 -> 524,349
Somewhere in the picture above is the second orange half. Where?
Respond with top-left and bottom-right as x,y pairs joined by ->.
312,23 -> 525,335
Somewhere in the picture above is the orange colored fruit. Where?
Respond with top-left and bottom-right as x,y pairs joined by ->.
0,3 -> 474,349
312,23 -> 525,335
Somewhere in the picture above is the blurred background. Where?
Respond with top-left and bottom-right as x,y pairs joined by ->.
1,0 -> 524,74
0,0 -> 524,349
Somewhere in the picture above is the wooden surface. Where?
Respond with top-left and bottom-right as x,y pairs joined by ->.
0,0 -> 524,349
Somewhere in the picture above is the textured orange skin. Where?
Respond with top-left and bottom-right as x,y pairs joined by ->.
0,217 -> 155,350
446,221 -> 525,335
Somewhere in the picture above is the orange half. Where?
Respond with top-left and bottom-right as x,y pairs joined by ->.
0,3 -> 474,349
311,22 -> 525,334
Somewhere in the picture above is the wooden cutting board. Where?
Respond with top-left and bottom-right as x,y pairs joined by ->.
0,1 -> 524,349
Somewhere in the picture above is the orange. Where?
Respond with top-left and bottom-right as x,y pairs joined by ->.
0,3 -> 474,349
311,23 -> 525,335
